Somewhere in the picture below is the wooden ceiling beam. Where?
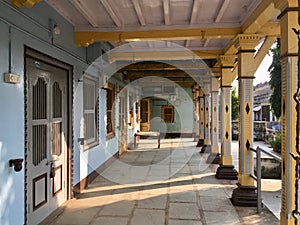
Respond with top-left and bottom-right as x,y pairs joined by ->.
163,0 -> 171,25
132,0 -> 146,26
100,0 -> 122,27
118,62 -> 210,71
224,0 -> 279,55
214,0 -> 230,23
75,27 -> 241,46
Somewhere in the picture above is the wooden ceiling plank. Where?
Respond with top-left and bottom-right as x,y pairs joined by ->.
100,0 -> 122,27
69,0 -> 98,27
132,0 -> 146,26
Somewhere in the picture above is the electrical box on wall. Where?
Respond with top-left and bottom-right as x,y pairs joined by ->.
4,73 -> 21,84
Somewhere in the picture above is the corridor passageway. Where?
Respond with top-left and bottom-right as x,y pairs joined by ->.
41,139 -> 278,225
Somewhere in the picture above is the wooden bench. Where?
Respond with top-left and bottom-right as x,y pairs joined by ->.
134,131 -> 161,149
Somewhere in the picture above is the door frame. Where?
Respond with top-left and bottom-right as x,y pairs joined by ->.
141,98 -> 151,132
24,47 -> 73,224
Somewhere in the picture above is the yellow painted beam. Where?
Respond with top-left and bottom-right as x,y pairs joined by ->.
118,62 -> 209,71
75,28 -> 241,46
242,0 -> 279,34
11,0 -> 40,8
258,22 -> 280,37
224,0 -> 280,55
110,50 -> 223,62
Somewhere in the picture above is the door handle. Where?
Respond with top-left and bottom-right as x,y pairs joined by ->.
50,162 -> 55,178
45,158 -> 59,165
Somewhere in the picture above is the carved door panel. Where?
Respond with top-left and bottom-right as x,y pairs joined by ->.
26,58 -> 68,225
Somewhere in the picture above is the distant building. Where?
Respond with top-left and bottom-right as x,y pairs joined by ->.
253,81 -> 275,122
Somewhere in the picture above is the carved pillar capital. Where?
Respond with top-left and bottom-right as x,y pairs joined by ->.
219,55 -> 236,67
234,34 -> 262,51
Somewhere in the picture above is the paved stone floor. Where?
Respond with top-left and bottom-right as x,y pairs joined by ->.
42,138 -> 279,225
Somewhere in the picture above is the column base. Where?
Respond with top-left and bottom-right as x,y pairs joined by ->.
196,139 -> 204,147
231,184 -> 259,207
200,145 -> 211,153
216,165 -> 238,180
206,153 -> 221,164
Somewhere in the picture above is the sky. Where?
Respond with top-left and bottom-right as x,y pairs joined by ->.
253,53 -> 272,86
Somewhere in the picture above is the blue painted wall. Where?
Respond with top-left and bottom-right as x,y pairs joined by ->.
150,87 -> 194,134
0,1 -> 125,224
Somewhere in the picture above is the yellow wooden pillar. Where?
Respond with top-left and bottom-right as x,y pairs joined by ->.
274,1 -> 299,224
196,89 -> 205,147
206,77 -> 221,163
216,55 -> 238,179
231,34 -> 261,206
201,81 -> 211,152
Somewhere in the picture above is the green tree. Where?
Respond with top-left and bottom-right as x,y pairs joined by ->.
268,39 -> 281,119
231,86 -> 238,120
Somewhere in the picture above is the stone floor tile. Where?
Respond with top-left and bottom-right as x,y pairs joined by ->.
169,203 -> 201,220
169,191 -> 197,203
200,196 -> 235,212
168,219 -> 203,225
54,207 -> 100,225
137,195 -> 167,209
131,208 -> 165,225
91,217 -> 128,225
98,201 -> 135,217
203,211 -> 240,225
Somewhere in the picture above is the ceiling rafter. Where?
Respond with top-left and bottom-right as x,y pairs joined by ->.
214,0 -> 230,23
203,39 -> 210,47
100,0 -> 122,27
190,0 -> 202,24
185,0 -> 203,48
69,0 -> 98,27
163,0 -> 171,25
185,40 -> 191,48
147,41 -> 154,48
132,0 -> 146,26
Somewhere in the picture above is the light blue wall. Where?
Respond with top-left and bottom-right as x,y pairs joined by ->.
150,87 -> 194,134
0,1 -> 122,224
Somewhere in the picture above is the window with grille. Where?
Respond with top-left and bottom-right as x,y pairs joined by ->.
106,83 -> 115,139
83,74 -> 99,150
162,105 -> 175,123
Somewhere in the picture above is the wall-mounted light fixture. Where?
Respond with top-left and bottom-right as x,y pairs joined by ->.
9,158 -> 23,172
49,19 -> 61,42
